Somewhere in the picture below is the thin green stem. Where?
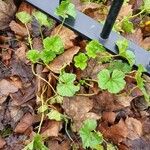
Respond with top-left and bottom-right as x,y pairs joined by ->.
31,64 -> 57,95
38,86 -> 47,134
129,9 -> 145,19
25,24 -> 33,49
55,17 -> 66,35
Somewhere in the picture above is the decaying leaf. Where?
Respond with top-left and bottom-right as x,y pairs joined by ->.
0,0 -> 16,30
99,119 -> 128,144
47,46 -> 80,73
51,25 -> 78,49
41,121 -> 62,137
0,79 -> 19,96
62,96 -> 100,132
0,136 -> 6,149
125,117 -> 142,140
9,20 -> 28,37
14,113 -> 34,134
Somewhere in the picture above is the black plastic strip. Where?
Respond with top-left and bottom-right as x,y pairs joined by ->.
25,0 -> 150,75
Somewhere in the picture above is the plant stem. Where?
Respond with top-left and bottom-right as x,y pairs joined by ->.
65,120 -> 74,142
31,64 -> 57,95
129,9 -> 145,19
39,26 -> 44,41
55,17 -> 66,35
25,24 -> 33,49
38,87 -> 46,134
77,93 -> 97,96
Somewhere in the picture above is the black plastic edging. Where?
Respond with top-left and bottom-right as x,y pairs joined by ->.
25,0 -> 150,75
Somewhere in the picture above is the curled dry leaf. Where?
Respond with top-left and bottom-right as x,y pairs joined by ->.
99,119 -> 128,144
0,0 -> 16,30
62,96 -> 100,132
41,121 -> 62,137
47,46 -> 80,73
14,113 -> 34,134
15,43 -> 27,62
51,25 -> 78,49
9,21 -> 28,37
125,117 -> 142,140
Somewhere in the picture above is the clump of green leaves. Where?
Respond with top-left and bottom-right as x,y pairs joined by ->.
33,11 -> 53,27
86,40 -> 106,58
47,109 -> 64,121
56,72 -> 80,97
114,17 -> 134,33
55,0 -> 76,19
79,119 -> 103,149
23,134 -> 48,150
116,39 -> 135,66
97,69 -> 126,93
26,35 -> 64,64
108,60 -> 132,74
141,0 -> 150,14
74,53 -> 88,70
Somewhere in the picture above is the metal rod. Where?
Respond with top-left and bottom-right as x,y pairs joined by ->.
100,0 -> 124,39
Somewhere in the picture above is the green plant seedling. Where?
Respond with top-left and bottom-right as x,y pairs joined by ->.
97,69 -> 126,93
86,40 -> 106,58
74,53 -> 88,70
56,72 -> 80,97
79,119 -> 103,149
55,0 -> 76,19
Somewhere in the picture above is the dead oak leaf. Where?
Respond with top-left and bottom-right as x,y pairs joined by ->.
0,0 -> 16,30
47,46 -> 80,73
51,25 -> 78,49
62,96 -> 100,132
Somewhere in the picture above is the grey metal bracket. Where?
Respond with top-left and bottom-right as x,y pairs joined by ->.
25,0 -> 150,75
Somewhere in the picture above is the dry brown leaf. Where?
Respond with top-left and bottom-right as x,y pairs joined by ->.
14,113 -> 34,134
124,29 -> 143,47
102,112 -> 116,124
0,79 -> 19,96
51,25 -> 77,49
117,4 -> 133,20
92,91 -> 122,112
141,37 -> 150,50
125,117 -> 142,140
47,46 -> 80,73
41,121 -> 62,137
81,59 -> 108,80
15,43 -> 27,62
0,136 -> 6,149
0,0 -> 16,30
99,119 -> 128,144
18,1 -> 34,14
9,21 -> 28,37
62,96 -> 100,132
48,139 -> 70,150
116,95 -> 134,107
